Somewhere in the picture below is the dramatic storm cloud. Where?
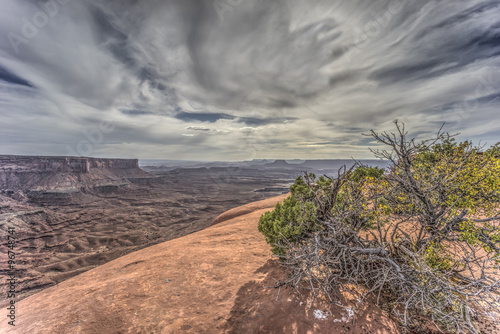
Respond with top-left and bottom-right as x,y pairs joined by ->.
0,0 -> 499,160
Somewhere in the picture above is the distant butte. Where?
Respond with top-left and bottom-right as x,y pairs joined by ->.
264,159 -> 291,167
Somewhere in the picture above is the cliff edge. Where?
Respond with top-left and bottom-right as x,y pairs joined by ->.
0,194 -> 399,334
0,155 -> 151,203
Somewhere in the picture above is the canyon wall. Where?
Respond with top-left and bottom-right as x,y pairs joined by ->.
0,155 -> 149,196
0,155 -> 139,173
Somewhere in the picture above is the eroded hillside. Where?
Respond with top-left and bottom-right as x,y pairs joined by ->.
0,156 -> 288,304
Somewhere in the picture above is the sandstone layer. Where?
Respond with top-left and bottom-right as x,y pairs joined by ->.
0,156 -> 289,305
0,194 -> 401,334
0,155 -> 149,194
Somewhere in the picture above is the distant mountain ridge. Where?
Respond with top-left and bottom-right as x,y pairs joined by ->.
263,159 -> 390,171
141,158 -> 390,172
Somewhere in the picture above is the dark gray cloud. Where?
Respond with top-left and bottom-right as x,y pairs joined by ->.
237,117 -> 297,126
0,66 -> 33,88
0,0 -> 499,160
120,109 -> 154,116
175,111 -> 235,123
187,126 -> 211,132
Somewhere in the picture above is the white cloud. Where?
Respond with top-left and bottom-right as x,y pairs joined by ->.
0,0 -> 499,160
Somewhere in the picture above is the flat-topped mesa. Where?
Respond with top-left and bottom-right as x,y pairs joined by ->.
0,155 -> 139,173
0,156 -> 150,198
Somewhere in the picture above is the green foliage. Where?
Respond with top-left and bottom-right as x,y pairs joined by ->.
258,188 -> 320,255
259,168 -> 387,254
289,173 -> 332,202
486,142 -> 500,158
424,242 -> 454,271
352,166 -> 385,182
398,139 -> 500,214
258,123 -> 500,333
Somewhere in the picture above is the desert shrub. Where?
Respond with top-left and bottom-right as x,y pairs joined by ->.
258,173 -> 335,255
259,121 -> 500,333
259,169 -> 386,255
258,190 -> 319,255
352,165 -> 386,182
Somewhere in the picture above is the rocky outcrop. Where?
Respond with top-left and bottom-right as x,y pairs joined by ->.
0,155 -> 150,197
0,195 -> 401,334
0,165 -> 292,306
0,155 -> 138,173
210,194 -> 289,226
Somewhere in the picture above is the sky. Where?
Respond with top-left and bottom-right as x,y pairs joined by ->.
0,0 -> 499,161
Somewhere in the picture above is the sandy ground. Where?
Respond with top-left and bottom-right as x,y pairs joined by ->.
1,194 -> 403,333
0,169 -> 288,305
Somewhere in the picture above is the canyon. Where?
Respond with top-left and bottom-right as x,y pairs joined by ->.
0,155 -> 290,304
2,155 -> 495,333
0,194 -> 402,334
0,155 -> 409,334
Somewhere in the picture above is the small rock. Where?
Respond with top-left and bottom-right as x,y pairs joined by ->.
313,310 -> 328,320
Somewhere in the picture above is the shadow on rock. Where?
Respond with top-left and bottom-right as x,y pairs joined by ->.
224,259 -> 401,334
